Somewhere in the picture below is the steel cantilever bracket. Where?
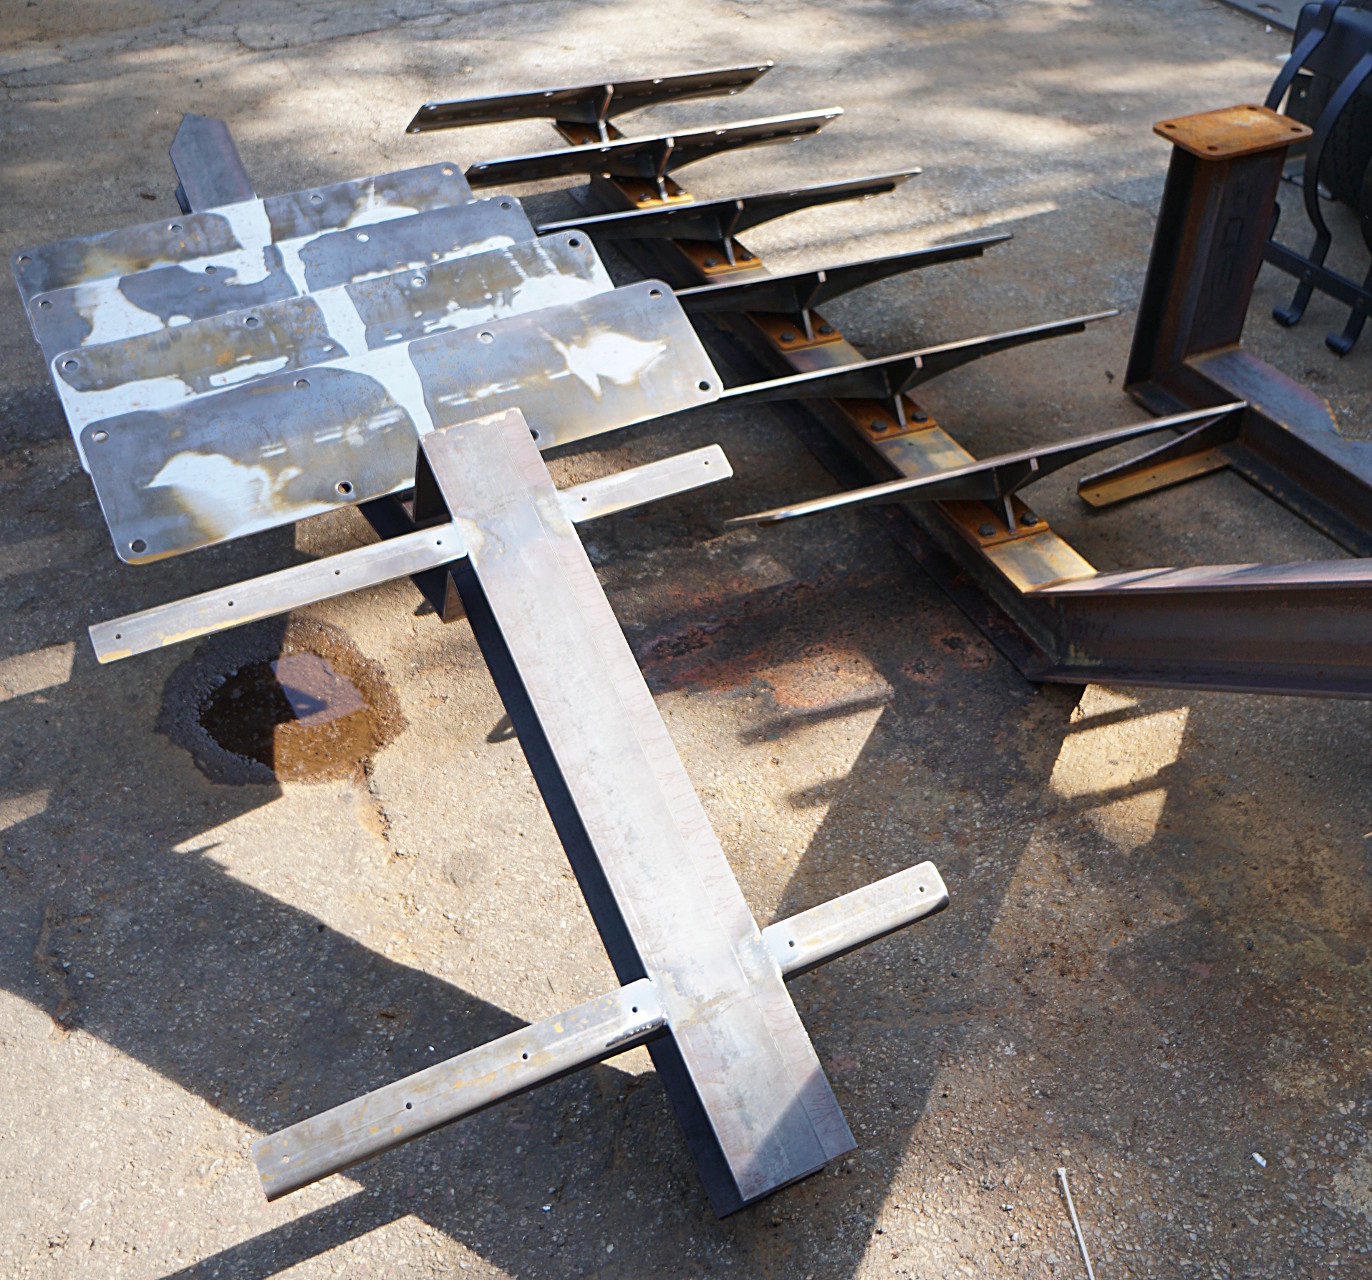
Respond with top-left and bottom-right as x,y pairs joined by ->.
244,408 -> 949,1215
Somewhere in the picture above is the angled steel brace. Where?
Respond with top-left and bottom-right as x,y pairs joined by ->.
718,311 -> 1117,426
1077,402 -> 1252,506
676,235 -> 1012,336
730,404 -> 1246,530
408,63 -> 774,140
538,172 -> 916,242
536,171 -> 919,261
465,109 -> 843,197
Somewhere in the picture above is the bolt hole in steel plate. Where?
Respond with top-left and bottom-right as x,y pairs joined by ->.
81,281 -> 718,562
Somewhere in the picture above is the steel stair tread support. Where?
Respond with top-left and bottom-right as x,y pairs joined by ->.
728,404 -> 1247,527
674,235 -> 1012,334
547,121 -> 1114,676
410,408 -> 854,1214
715,312 -> 1117,428
535,173 -> 920,263
407,63 -> 775,138
463,109 -> 843,195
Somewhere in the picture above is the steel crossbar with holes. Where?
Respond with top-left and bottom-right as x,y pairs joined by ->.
245,407 -> 949,1213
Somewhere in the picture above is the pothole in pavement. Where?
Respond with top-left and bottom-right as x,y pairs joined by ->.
158,618 -> 405,784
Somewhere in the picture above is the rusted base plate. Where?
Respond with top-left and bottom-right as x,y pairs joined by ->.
1153,104 -> 1310,160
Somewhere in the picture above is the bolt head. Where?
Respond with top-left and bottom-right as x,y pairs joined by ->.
703,257 -> 719,268
1019,512 -> 1038,527
780,331 -> 796,342
978,523 -> 995,537
818,324 -> 834,335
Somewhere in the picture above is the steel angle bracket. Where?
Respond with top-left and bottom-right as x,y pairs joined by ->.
465,109 -> 843,199
233,407 -> 948,1215
408,63 -> 774,140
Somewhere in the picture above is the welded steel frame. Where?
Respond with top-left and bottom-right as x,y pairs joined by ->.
414,78 -> 1372,697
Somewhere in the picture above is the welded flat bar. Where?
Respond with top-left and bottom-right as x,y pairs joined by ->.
676,237 -> 1012,316
26,197 -> 536,361
256,978 -> 665,1200
80,280 -> 718,562
429,408 -> 852,1215
465,109 -> 842,188
720,312 -> 1117,407
729,404 -> 1245,525
1026,559 -> 1372,697
169,114 -> 256,212
53,231 -> 611,433
408,63 -> 773,134
11,163 -> 473,307
537,172 -> 917,243
762,862 -> 948,979
88,445 -> 732,662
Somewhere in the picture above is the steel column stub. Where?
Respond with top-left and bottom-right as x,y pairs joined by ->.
251,408 -> 950,1215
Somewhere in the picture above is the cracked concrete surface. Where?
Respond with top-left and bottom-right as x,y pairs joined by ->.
2,1 -> 1372,1277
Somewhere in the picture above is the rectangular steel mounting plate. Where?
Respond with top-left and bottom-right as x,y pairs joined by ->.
81,280 -> 720,562
52,231 -> 612,436
26,196 -> 536,365
11,162 -> 474,310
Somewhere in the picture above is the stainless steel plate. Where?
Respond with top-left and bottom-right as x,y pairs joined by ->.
81,281 -> 719,562
53,231 -> 612,438
11,162 -> 473,307
26,197 -> 536,361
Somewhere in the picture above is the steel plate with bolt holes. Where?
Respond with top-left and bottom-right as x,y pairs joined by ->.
10,162 -> 473,307
24,197 -> 536,362
53,232 -> 612,438
411,279 -> 718,447
81,280 -> 719,562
